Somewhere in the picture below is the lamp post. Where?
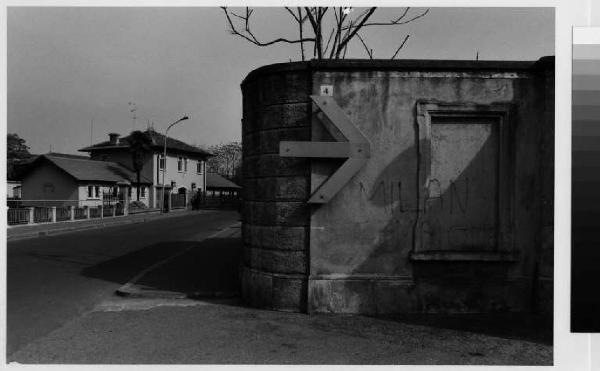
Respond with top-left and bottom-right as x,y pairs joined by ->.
160,116 -> 189,212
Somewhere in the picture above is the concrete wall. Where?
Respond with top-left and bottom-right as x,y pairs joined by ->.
241,59 -> 554,315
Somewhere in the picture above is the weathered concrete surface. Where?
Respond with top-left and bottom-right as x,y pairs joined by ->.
308,60 -> 553,314
241,59 -> 554,315
9,300 -> 552,365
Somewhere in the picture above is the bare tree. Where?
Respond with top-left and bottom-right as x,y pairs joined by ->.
207,142 -> 242,182
221,7 -> 429,60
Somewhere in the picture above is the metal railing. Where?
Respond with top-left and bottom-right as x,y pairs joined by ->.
102,205 -> 114,218
33,207 -> 52,223
171,194 -> 187,209
8,208 -> 30,225
74,207 -> 87,220
56,207 -> 71,222
89,207 -> 101,219
6,199 -> 137,227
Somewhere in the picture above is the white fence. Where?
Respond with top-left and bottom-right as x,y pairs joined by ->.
7,199 -> 129,226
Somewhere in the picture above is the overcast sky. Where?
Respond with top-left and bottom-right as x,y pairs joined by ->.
7,7 -> 554,155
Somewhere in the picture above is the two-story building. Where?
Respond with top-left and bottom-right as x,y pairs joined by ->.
79,129 -> 212,209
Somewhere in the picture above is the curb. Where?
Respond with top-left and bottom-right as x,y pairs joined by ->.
115,223 -> 241,300
7,209 -> 217,242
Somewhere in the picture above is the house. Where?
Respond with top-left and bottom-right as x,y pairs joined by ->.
20,153 -> 151,207
7,156 -> 36,199
79,129 -> 212,208
206,172 -> 241,197
7,180 -> 22,199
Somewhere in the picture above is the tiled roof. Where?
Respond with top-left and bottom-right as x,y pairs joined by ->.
29,154 -> 152,184
79,129 -> 212,157
206,172 -> 241,189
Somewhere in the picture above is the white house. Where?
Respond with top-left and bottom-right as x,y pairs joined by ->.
79,129 -> 212,208
7,180 -> 21,198
19,153 -> 152,207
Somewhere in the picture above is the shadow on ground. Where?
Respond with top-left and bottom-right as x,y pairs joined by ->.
80,236 -> 242,296
79,230 -> 550,345
368,312 -> 552,345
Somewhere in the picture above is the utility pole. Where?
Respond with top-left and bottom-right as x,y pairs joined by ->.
160,116 -> 189,212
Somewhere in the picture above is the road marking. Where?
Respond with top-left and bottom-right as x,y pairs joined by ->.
94,298 -> 211,312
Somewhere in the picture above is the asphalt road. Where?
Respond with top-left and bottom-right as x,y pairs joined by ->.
6,209 -> 239,358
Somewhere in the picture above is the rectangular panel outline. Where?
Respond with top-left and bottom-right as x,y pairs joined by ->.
413,101 -> 515,261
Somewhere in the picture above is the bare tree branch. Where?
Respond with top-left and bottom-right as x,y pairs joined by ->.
356,32 -> 373,59
221,7 -> 429,61
390,34 -> 410,59
297,8 -> 305,61
323,27 -> 336,56
284,7 -> 299,22
389,7 -> 410,23
222,7 -> 315,47
304,7 -> 319,58
336,7 -> 377,57
342,8 -> 430,30
329,8 -> 347,59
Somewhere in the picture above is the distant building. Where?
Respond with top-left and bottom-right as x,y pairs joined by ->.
79,129 -> 212,208
7,180 -> 21,198
7,156 -> 36,198
20,153 -> 151,207
206,172 -> 241,197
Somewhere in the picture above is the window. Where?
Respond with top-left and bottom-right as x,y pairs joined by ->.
184,158 -> 188,172
87,185 -> 100,199
141,186 -> 146,198
197,161 -> 203,174
128,187 -> 132,198
158,155 -> 165,170
177,157 -> 183,172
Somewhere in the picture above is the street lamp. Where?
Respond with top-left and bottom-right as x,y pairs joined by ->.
160,116 -> 189,212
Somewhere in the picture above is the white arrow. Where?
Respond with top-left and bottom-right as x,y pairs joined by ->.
280,95 -> 370,204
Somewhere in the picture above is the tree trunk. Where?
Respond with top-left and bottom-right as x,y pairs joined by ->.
136,172 -> 141,201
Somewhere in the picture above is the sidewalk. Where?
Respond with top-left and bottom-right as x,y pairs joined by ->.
8,224 -> 552,365
7,208 -> 210,241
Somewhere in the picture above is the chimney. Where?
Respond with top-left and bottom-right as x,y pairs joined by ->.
108,133 -> 120,145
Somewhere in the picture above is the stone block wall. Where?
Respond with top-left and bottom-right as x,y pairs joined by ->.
240,63 -> 312,312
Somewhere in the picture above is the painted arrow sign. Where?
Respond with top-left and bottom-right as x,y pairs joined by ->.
280,95 -> 371,204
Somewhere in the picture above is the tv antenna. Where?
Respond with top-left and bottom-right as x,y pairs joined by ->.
128,102 -> 138,131
90,112 -> 98,145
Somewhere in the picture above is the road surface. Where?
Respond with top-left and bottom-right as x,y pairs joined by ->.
6,210 -> 239,358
